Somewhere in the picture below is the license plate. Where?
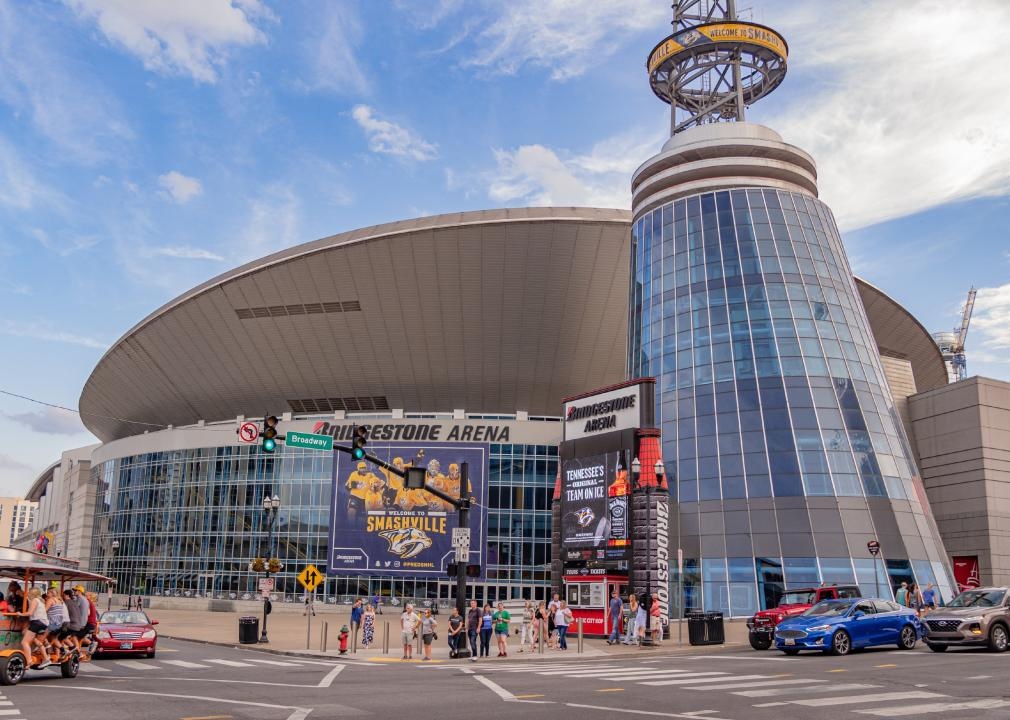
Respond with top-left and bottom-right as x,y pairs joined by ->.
119,642 -> 133,649
785,638 -> 795,645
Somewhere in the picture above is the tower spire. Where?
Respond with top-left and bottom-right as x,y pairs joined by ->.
649,0 -> 788,135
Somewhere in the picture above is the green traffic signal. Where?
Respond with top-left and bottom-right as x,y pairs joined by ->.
351,446 -> 365,460
263,437 -> 277,453
263,415 -> 279,453
351,425 -> 367,461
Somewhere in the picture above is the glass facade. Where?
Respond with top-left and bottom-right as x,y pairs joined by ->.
629,188 -> 955,616
90,437 -> 557,606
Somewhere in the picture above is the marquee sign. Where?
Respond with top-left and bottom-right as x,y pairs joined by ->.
562,379 -> 653,441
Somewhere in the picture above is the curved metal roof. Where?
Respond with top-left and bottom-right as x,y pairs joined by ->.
79,207 -> 946,443
80,208 -> 633,442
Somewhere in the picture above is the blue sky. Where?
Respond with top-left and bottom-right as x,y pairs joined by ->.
1,0 -> 1008,494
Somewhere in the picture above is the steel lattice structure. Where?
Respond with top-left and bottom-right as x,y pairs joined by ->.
648,0 -> 788,135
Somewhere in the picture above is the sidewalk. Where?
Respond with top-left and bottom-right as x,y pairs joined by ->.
146,605 -> 752,662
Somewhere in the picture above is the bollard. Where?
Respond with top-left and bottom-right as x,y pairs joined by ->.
353,623 -> 357,654
321,621 -> 329,652
383,621 -> 389,654
539,622 -> 544,654
578,618 -> 584,653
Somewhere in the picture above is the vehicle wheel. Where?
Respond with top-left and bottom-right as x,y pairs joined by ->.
898,624 -> 917,650
780,648 -> 800,656
987,624 -> 1009,653
0,654 -> 25,686
830,629 -> 851,656
146,649 -> 156,659
749,633 -> 772,651
61,653 -> 80,679
926,642 -> 947,653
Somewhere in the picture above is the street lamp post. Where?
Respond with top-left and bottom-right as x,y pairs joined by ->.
260,494 -> 281,643
107,539 -> 120,612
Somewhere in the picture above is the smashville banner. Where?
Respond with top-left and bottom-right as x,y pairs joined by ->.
327,442 -> 488,578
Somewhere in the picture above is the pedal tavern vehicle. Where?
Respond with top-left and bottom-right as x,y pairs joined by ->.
0,547 -> 111,685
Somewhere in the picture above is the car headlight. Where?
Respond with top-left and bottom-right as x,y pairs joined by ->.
960,617 -> 983,625
96,630 -> 111,639
806,624 -> 832,632
141,629 -> 157,639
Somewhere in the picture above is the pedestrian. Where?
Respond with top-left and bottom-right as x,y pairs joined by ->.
909,583 -> 924,615
635,593 -> 647,645
21,587 -> 50,669
447,606 -> 463,658
623,594 -> 638,645
519,600 -> 534,653
547,592 -> 561,648
534,601 -> 548,651
466,599 -> 481,662
135,595 -> 143,612
62,588 -> 86,652
555,600 -> 573,650
350,598 -> 363,642
895,581 -> 908,606
606,589 -> 623,645
421,608 -> 437,661
6,581 -> 23,613
479,603 -> 493,658
650,593 -> 662,645
400,603 -> 419,660
362,603 -> 375,648
303,594 -> 316,617
493,601 -> 511,657
922,583 -> 937,616
373,594 -> 383,615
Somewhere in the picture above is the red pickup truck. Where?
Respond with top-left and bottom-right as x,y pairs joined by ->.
747,585 -> 862,650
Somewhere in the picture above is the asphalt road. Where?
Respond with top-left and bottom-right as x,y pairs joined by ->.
3,638 -> 1010,719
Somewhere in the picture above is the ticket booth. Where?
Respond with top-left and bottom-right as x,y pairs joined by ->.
564,572 -> 628,637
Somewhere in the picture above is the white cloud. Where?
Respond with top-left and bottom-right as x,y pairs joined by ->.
151,245 -> 224,261
0,137 -> 47,210
486,127 -> 662,208
351,105 -> 438,161
463,0 -> 666,80
31,228 -> 99,256
0,454 -> 31,471
65,0 -> 272,83
765,0 -> 1010,231
236,184 -> 302,262
0,319 -> 107,350
3,406 -> 86,436
298,3 -> 368,95
0,280 -> 30,295
158,170 -> 203,204
970,283 -> 1010,363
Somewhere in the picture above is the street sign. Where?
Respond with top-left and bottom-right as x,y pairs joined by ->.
867,540 -> 881,556
454,546 -> 468,562
451,528 -> 471,547
297,563 -> 324,592
285,431 -> 334,452
258,577 -> 274,592
238,422 -> 259,444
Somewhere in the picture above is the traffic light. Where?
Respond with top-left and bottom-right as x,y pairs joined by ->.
351,425 -> 367,460
262,415 -> 279,453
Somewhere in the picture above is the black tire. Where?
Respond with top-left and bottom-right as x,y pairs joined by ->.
898,624 -> 917,650
749,633 -> 772,651
146,649 -> 156,659
926,642 -> 947,653
780,648 -> 800,656
61,653 -> 79,679
830,629 -> 851,656
0,654 -> 25,686
987,623 -> 1009,653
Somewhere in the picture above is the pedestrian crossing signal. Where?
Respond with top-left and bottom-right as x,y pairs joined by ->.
351,425 -> 367,460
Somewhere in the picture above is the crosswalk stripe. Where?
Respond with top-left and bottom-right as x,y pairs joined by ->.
162,660 -> 209,669
0,710 -> 20,717
854,699 -> 1010,717
684,679 -> 826,691
205,659 -> 254,667
0,701 -> 12,706
525,666 -> 625,674
639,672 -> 742,686
544,669 -> 693,679
735,683 -> 880,698
114,660 -> 159,671
78,663 -> 110,673
787,691 -> 946,707
242,658 -> 303,667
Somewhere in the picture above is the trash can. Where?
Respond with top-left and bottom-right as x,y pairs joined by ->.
239,615 -> 259,644
704,611 -> 725,644
686,611 -> 708,645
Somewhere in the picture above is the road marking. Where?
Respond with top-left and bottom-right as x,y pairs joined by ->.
735,683 -> 880,698
515,694 -> 545,699
181,716 -> 233,720
205,659 -> 254,668
642,674 -> 762,687
535,666 -> 626,675
753,702 -> 787,708
78,663 -> 111,673
854,698 -> 1010,716
875,664 -> 897,668
0,702 -> 11,706
565,703 -> 735,719
114,660 -> 159,671
827,669 -> 847,673
597,688 -> 624,692
788,691 -> 947,707
0,711 -> 21,717
163,660 -> 210,669
243,658 -> 302,667
316,665 -> 345,688
34,685 -> 313,720
964,675 -> 991,680
684,679 -> 826,691
473,675 -> 552,704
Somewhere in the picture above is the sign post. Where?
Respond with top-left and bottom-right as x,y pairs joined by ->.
298,564 -> 324,651
867,540 -> 881,599
677,547 -> 684,645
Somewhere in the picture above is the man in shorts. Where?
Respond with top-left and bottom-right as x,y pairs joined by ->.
74,585 -> 97,653
61,588 -> 86,652
400,603 -> 419,660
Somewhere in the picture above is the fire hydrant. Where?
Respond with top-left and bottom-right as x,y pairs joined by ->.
338,624 -> 350,655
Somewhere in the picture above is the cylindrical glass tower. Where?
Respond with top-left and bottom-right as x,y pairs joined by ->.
629,120 -> 954,617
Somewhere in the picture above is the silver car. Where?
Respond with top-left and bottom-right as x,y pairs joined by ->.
923,587 -> 1010,653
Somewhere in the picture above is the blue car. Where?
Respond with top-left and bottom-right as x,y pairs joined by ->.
774,598 -> 922,656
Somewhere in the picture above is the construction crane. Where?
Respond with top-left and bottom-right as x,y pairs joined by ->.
933,288 -> 976,383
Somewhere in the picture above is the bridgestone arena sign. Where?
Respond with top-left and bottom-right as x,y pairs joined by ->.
563,383 -> 645,441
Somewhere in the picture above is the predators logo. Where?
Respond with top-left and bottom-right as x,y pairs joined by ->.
575,507 -> 595,527
379,528 -> 433,559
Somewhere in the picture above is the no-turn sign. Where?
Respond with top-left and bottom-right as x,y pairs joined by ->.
238,421 -> 259,443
